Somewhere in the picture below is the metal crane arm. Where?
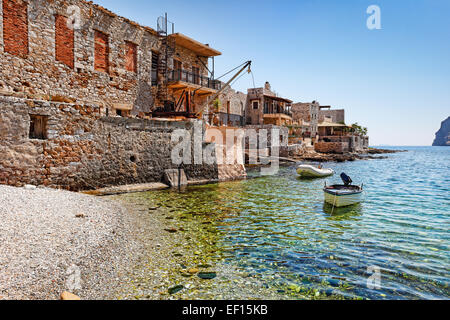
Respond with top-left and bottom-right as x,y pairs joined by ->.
196,60 -> 252,117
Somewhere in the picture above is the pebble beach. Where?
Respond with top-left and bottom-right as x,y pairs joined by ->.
0,185 -> 134,300
0,184 -> 281,300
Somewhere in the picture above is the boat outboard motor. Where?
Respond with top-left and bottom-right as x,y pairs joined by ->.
340,173 -> 353,186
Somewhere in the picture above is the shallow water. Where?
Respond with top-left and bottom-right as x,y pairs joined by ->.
120,147 -> 449,300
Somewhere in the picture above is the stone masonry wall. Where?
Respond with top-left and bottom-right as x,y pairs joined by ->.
314,141 -> 349,154
246,88 -> 264,125
214,84 -> 246,126
319,109 -> 345,124
291,102 -> 319,136
0,95 -> 219,190
217,85 -> 246,116
317,135 -> 368,153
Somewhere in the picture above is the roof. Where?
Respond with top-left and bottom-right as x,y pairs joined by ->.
169,33 -> 222,57
263,95 -> 293,104
318,121 -> 349,128
86,0 -> 158,36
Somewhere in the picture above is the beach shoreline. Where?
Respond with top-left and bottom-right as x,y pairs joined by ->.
0,184 -> 282,300
289,148 -> 406,163
0,185 -> 136,300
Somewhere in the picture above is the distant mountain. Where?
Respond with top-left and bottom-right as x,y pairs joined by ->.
433,117 -> 450,146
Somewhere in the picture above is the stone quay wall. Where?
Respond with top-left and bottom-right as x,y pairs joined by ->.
0,95 -> 219,191
314,141 -> 350,154
315,135 -> 369,154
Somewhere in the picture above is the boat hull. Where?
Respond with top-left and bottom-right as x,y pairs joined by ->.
324,185 -> 363,207
324,192 -> 362,207
297,165 -> 334,178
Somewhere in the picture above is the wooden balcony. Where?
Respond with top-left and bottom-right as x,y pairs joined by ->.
168,69 -> 221,96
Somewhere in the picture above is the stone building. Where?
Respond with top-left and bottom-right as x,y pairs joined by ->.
318,106 -> 345,124
155,33 -> 222,117
0,0 -> 247,190
0,0 -> 221,118
213,83 -> 247,127
0,95 -> 229,190
291,101 -> 319,137
246,82 -> 293,126
315,119 -> 369,154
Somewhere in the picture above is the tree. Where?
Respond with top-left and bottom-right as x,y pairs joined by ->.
351,123 -> 368,136
212,99 -> 221,113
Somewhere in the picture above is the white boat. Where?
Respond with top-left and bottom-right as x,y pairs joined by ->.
297,164 -> 335,178
324,185 -> 363,207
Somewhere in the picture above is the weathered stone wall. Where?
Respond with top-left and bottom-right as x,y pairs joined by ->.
169,44 -> 209,78
244,125 -> 289,150
0,0 -> 160,116
292,103 -> 311,122
217,85 -> 246,116
0,95 -> 219,190
246,88 -> 264,125
315,141 -> 349,154
245,82 -> 293,126
318,135 -> 368,153
292,101 -> 319,136
319,109 -> 345,124
213,84 -> 246,126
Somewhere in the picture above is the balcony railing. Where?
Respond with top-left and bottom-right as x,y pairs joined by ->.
168,69 -> 221,90
263,108 -> 293,118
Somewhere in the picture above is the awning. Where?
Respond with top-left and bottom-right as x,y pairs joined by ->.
263,95 -> 293,104
169,33 -> 221,57
318,121 -> 349,128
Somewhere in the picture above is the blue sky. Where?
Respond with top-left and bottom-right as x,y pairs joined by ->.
94,0 -> 450,146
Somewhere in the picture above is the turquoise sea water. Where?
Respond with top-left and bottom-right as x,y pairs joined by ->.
128,147 -> 450,299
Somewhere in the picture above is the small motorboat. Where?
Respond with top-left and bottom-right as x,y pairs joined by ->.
297,164 -> 335,179
324,173 -> 364,208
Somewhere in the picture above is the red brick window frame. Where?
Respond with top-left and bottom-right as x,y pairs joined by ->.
125,41 -> 137,73
94,30 -> 109,73
2,0 -> 29,58
55,15 -> 74,69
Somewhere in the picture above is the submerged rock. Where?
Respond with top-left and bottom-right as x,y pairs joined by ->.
164,228 -> 178,233
198,272 -> 217,280
188,268 -> 199,274
168,285 -> 184,295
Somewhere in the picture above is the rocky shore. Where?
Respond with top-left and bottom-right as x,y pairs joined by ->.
290,148 -> 405,163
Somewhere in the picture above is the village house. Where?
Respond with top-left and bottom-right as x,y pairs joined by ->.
290,100 -> 369,153
152,31 -> 222,118
0,0 -> 221,118
314,106 -> 369,154
318,105 -> 345,124
246,82 -> 293,127
212,83 -> 247,127
0,0 -> 248,190
291,101 -> 320,138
